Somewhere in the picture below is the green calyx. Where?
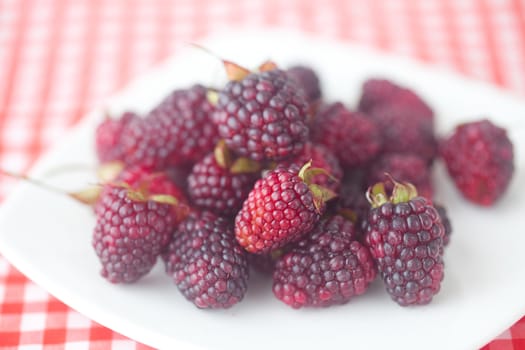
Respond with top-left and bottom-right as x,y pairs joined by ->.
214,140 -> 261,174
366,173 -> 419,208
298,160 -> 338,213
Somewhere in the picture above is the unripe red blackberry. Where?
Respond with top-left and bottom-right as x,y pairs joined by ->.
214,69 -> 309,162
364,179 -> 445,306
235,162 -> 336,254
163,211 -> 249,309
273,215 -> 376,308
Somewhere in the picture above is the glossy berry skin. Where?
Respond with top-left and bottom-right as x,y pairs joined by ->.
121,85 -> 218,170
311,103 -> 381,168
286,65 -> 322,107
92,186 -> 177,283
365,197 -> 445,306
214,69 -> 309,162
358,78 -> 433,120
188,153 -> 258,216
367,154 -> 433,199
235,167 -> 323,254
95,112 -> 138,163
370,105 -> 437,163
278,142 -> 342,192
273,216 -> 376,308
163,211 -> 249,309
440,119 -> 514,206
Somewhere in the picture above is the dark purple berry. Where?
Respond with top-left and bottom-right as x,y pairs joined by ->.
163,211 -> 249,309
273,216 -> 376,308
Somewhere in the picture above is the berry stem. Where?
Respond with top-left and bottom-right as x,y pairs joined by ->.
188,43 -> 251,81
0,168 -> 101,205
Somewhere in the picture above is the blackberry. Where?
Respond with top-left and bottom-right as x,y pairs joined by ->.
163,211 -> 249,309
214,69 -> 309,162
311,103 -> 381,168
440,119 -> 514,206
364,180 -> 445,306
369,104 -> 437,163
286,65 -> 322,109
358,78 -> 433,120
273,216 -> 376,308
188,152 -> 258,216
121,84 -> 218,170
92,185 -> 177,283
95,112 -> 138,163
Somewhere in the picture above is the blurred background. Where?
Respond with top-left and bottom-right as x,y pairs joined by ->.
0,0 -> 524,349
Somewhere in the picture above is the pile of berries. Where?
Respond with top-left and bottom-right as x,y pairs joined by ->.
91,57 -> 514,309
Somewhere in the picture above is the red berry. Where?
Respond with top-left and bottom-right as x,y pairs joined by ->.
364,180 -> 445,306
121,85 -> 218,170
358,78 -> 433,120
273,216 -> 376,308
95,112 -> 138,163
440,119 -> 514,206
92,185 -> 179,283
235,164 -> 334,254
277,142 -> 342,192
311,103 -> 382,168
188,153 -> 258,216
214,69 -> 309,162
163,211 -> 249,309
370,105 -> 437,162
367,153 -> 433,199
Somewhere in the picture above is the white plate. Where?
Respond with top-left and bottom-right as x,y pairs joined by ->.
1,30 -> 525,350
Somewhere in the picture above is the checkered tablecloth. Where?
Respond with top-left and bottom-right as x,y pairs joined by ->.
1,0 -> 524,349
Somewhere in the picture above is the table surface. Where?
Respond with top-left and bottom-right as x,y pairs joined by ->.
1,0 -> 525,349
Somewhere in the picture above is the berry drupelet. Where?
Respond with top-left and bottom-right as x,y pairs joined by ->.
273,215 -> 376,308
163,211 -> 249,309
364,179 -> 445,306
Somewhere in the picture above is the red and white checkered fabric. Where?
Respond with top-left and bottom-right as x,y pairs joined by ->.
1,0 -> 524,348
